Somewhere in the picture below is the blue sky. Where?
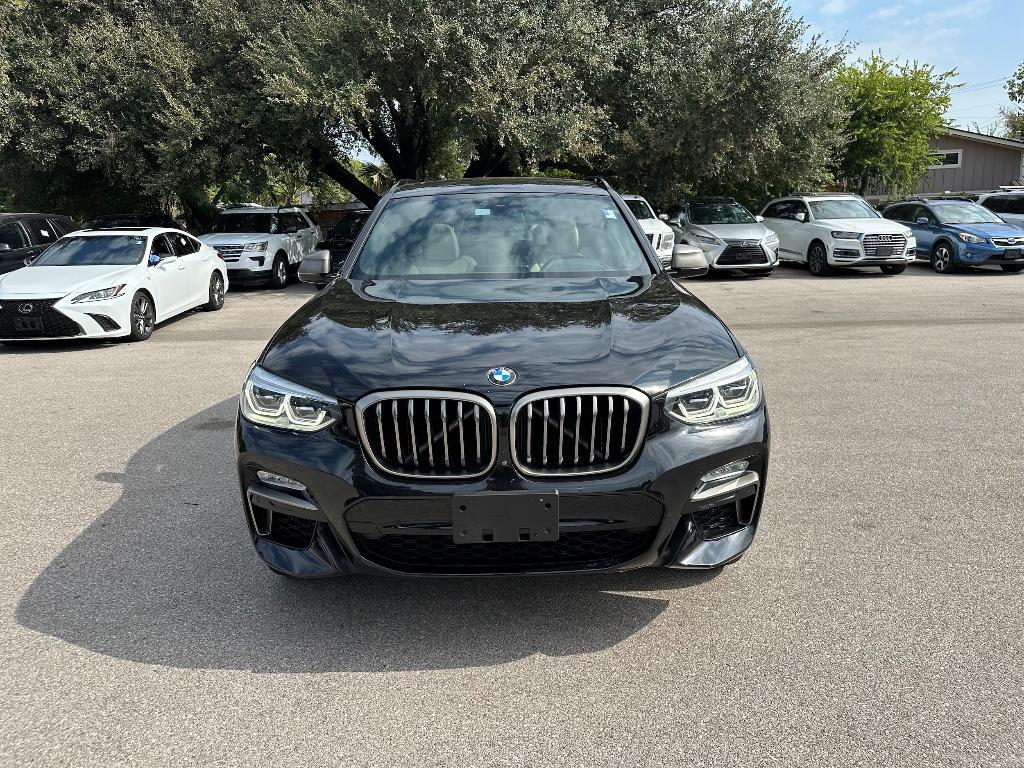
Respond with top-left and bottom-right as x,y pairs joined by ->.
788,0 -> 1023,131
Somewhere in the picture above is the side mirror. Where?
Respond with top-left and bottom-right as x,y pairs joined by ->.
658,214 -> 669,221
0,242 -> 10,252
755,215 -> 764,222
23,254 -> 36,266
666,244 -> 709,278
298,249 -> 332,284
916,217 -> 929,225
795,212 -> 807,222
148,253 -> 162,266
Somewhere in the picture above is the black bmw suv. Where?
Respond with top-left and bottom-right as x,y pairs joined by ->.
236,178 -> 769,577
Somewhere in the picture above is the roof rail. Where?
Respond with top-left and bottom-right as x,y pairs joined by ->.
585,176 -> 613,191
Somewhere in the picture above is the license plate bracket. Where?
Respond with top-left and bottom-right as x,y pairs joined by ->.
451,492 -> 559,543
875,245 -> 893,258
13,317 -> 43,332
1004,248 -> 1020,260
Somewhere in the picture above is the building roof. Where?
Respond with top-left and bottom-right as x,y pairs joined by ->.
941,127 -> 1024,152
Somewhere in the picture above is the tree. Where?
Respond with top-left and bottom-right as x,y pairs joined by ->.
835,54 -> 954,197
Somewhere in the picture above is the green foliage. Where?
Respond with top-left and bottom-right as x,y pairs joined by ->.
836,54 -> 954,196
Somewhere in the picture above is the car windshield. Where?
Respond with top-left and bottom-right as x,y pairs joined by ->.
32,235 -> 147,266
687,201 -> 757,225
352,192 -> 651,278
209,212 -> 278,234
624,199 -> 656,220
809,199 -> 878,219
330,214 -> 369,240
933,202 -> 1005,225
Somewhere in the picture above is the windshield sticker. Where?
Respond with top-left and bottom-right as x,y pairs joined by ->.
474,208 -> 491,216
603,209 -> 617,219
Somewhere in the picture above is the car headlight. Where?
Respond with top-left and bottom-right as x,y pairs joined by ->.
830,231 -> 862,240
243,241 -> 269,251
763,233 -> 779,243
663,356 -> 761,425
70,285 -> 126,303
661,231 -> 675,248
694,234 -> 719,246
241,366 -> 337,432
958,232 -> 986,244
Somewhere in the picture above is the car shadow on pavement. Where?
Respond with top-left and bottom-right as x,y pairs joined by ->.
16,399 -> 717,673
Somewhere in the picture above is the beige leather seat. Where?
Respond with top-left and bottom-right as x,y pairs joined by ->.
410,224 -> 477,275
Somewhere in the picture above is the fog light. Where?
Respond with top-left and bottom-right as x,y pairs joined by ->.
256,470 -> 306,492
701,460 -> 749,483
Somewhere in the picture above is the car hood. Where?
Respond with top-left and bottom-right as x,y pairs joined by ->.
0,264 -> 138,298
635,218 -> 674,236
689,223 -> 768,241
258,275 -> 742,404
953,222 -> 1024,239
816,218 -> 912,235
199,232 -> 275,245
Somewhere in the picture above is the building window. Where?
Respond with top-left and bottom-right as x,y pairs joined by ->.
927,149 -> 962,170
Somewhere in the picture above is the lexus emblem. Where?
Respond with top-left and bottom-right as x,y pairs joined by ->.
741,240 -> 756,248
17,303 -> 34,314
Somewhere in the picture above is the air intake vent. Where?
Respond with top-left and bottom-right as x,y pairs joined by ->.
356,391 -> 496,479
511,388 -> 649,477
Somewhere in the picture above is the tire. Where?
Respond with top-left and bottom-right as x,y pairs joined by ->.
880,264 -> 906,275
1000,264 -> 1024,273
204,271 -> 225,310
807,241 -> 831,276
127,291 -> 155,342
269,254 -> 289,289
930,242 -> 956,274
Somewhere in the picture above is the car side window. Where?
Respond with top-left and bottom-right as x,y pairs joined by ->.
981,197 -> 1004,214
291,213 -> 308,231
152,234 -> 175,256
0,221 -> 31,250
1007,196 -> 1024,215
25,218 -> 59,245
884,205 -> 908,222
47,218 -> 71,236
764,201 -> 795,220
171,233 -> 196,255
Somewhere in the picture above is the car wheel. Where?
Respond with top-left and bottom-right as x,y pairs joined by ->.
204,271 -> 225,310
807,242 -> 830,276
880,264 -> 906,275
930,242 -> 956,273
270,255 -> 288,289
1000,264 -> 1024,273
127,291 -> 155,342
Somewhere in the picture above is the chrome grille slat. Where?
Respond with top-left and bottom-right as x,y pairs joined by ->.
356,391 -> 496,479
863,233 -> 907,257
512,388 -> 650,477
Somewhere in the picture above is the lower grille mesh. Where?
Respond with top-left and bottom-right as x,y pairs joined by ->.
355,529 -> 655,574
0,298 -> 84,338
718,242 -> 768,265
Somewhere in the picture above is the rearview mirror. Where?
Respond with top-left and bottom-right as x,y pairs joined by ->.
666,244 -> 709,278
795,212 -> 807,222
298,249 -> 332,284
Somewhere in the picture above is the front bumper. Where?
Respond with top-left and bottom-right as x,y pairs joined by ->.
954,241 -> 1024,266
696,241 -> 778,271
829,237 -> 916,267
236,404 -> 770,577
0,293 -> 132,341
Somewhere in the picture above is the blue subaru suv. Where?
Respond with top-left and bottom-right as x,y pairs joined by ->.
882,198 -> 1024,274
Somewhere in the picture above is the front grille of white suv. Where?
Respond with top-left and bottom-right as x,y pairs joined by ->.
862,234 -> 907,258
214,244 -> 245,262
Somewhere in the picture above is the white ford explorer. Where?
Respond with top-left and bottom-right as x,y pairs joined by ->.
199,206 -> 322,288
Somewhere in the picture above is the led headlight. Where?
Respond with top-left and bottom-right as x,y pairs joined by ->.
661,231 -> 675,248
71,285 -> 126,303
764,232 -> 779,243
241,366 -> 337,432
244,241 -> 269,251
958,232 -> 986,244
664,356 -> 761,425
694,234 -> 719,246
830,231 -> 862,240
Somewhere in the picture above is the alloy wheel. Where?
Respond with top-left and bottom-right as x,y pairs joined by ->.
132,295 -> 154,336
276,260 -> 287,285
932,245 -> 952,273
211,274 -> 224,306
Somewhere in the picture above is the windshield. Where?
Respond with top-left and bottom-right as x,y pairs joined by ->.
33,235 -> 146,266
809,199 -> 879,220
624,199 -> 656,220
330,214 -> 369,240
934,202 -> 1005,225
687,201 -> 757,225
352,192 -> 651,279
209,212 -> 278,234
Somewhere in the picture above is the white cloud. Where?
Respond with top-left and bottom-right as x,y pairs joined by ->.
819,0 -> 852,15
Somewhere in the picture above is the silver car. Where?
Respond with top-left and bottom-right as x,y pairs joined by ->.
668,198 -> 779,276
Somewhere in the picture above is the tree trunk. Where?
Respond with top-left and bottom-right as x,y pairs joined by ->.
310,144 -> 382,207
465,135 -> 522,177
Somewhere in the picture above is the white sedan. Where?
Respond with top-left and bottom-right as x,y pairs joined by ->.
0,227 -> 228,342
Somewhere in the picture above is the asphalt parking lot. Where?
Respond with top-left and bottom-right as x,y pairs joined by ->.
2,263 -> 1022,767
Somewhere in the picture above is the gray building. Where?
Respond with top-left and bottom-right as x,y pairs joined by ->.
865,127 -> 1024,201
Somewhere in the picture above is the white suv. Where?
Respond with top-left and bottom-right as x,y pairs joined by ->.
977,189 -> 1024,228
199,206 -> 321,288
621,195 -> 675,264
760,194 -> 916,276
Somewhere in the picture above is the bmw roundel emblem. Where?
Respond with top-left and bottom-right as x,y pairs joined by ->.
487,366 -> 517,386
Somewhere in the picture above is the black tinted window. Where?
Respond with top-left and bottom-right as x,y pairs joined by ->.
25,218 -> 59,244
764,201 -> 800,220
169,232 -> 197,254
152,234 -> 174,256
210,212 -> 278,234
0,221 -> 30,250
981,197 -> 1005,213
1007,196 -> 1024,215
883,205 -> 909,221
